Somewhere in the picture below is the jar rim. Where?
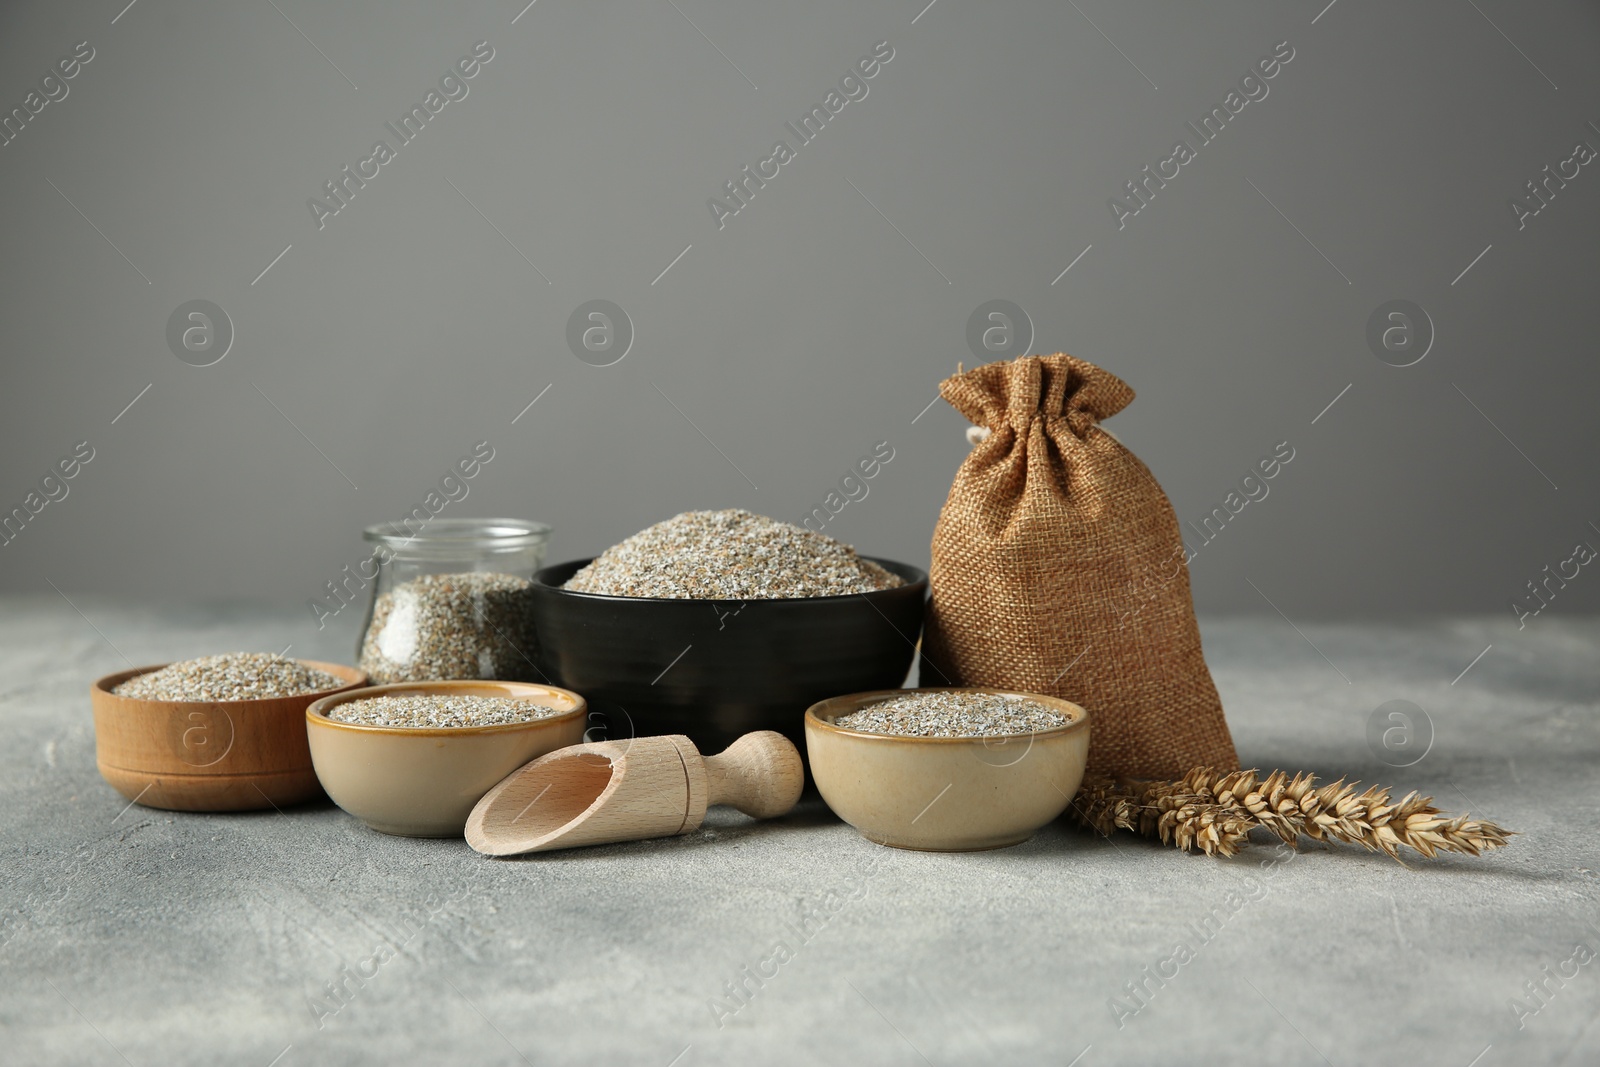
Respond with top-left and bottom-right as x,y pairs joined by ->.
362,517 -> 551,550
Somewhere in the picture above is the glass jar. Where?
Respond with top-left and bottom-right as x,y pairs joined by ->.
357,518 -> 551,684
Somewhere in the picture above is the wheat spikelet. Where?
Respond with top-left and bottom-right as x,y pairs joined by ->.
1069,775 -> 1252,857
1069,777 -> 1139,837
1155,800 -> 1254,857
1070,767 -> 1514,862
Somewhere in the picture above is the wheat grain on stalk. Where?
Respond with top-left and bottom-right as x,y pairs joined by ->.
1070,767 -> 1514,861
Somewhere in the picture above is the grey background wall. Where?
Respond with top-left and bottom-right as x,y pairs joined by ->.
2,0 -> 1598,640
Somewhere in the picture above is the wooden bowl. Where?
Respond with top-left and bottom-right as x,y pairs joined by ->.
91,660 -> 367,813
804,688 -> 1090,851
305,680 -> 589,838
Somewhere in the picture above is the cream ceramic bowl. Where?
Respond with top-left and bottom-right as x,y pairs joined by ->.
306,680 -> 588,837
805,688 -> 1090,851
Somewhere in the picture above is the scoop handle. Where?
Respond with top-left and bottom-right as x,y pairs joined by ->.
702,731 -> 804,819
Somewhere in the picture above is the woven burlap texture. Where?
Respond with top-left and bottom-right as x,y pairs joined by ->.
921,353 -> 1238,780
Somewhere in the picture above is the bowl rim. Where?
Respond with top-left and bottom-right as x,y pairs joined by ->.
804,687 -> 1089,744
305,679 -> 589,738
93,659 -> 368,707
532,555 -> 928,605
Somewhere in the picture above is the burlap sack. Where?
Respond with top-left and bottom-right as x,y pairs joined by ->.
922,353 -> 1237,780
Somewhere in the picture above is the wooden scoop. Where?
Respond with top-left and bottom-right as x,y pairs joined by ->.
465,731 -> 804,856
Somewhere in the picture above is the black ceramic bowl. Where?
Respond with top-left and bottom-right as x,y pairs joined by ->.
528,558 -> 927,756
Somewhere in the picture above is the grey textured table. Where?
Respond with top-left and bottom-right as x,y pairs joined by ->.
3,599 -> 1597,1066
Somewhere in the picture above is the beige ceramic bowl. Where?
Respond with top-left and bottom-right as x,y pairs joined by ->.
92,661 -> 367,813
805,688 -> 1090,851
306,680 -> 588,837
